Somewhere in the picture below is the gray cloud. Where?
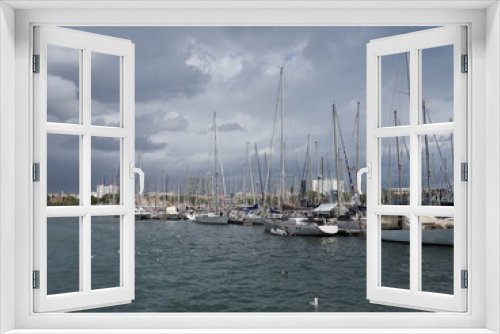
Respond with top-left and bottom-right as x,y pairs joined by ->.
47,75 -> 80,123
48,26 -> 449,193
91,137 -> 120,152
70,27 -> 211,103
162,114 -> 190,132
47,133 -> 80,193
47,44 -> 80,93
135,109 -> 189,136
221,122 -> 244,132
207,121 -> 244,132
136,135 -> 167,153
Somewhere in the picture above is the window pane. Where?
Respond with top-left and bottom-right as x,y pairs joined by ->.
421,45 -> 454,124
381,215 -> 410,290
92,216 -> 121,290
381,137 -> 410,205
421,216 -> 454,294
47,45 -> 80,124
91,52 -> 121,127
420,134 -> 454,206
47,134 -> 80,206
380,52 -> 410,127
91,137 -> 121,205
47,217 -> 80,295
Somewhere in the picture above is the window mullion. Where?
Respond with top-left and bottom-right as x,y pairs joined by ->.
82,47 -> 92,294
82,47 -> 91,209
453,26 -> 468,306
122,50 -> 135,295
365,49 -> 379,298
82,214 -> 91,293
409,47 -> 420,294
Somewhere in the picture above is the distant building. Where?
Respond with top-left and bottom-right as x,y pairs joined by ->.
186,177 -> 201,196
384,187 -> 410,194
145,191 -> 173,197
203,173 -> 213,196
312,178 -> 341,194
47,192 -> 79,205
96,184 -> 119,198
234,191 -> 253,202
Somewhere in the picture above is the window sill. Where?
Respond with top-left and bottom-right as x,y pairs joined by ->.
4,329 -> 498,334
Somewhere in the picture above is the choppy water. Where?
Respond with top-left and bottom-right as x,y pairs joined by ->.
47,217 -> 453,312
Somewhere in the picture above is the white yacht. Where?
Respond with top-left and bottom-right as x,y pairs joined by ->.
135,207 -> 152,220
265,217 -> 338,236
163,206 -> 181,220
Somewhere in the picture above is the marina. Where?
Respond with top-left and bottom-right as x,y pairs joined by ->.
42,27 -> 458,313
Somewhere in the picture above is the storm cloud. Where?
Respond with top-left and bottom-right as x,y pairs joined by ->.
207,121 -> 244,133
136,135 -> 167,153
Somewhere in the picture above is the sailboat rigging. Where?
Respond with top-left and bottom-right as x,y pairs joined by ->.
195,111 -> 229,224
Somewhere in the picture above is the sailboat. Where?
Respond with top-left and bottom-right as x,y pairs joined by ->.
196,111 -> 229,224
263,66 -> 338,236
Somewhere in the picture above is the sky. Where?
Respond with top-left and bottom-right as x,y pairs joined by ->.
45,26 -> 454,195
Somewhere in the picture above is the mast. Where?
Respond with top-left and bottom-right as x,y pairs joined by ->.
306,135 -> 311,205
332,103 -> 342,217
430,153 -> 435,204
326,153 -> 332,202
423,101 -> 431,204
242,159 -> 247,204
292,156 -> 299,206
247,142 -> 256,205
315,141 -> 320,205
213,111 -> 219,213
282,142 -> 286,204
254,143 -> 265,205
394,110 -> 403,203
161,169 -> 165,198
444,158 -> 448,205
165,174 -> 169,205
356,101 -> 360,188
217,138 -> 227,210
320,156 -> 324,204
280,66 -> 286,207
177,182 -> 180,207
184,165 -> 190,207
387,143 -> 392,204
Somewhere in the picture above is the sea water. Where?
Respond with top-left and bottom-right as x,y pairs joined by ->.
46,218 -> 453,312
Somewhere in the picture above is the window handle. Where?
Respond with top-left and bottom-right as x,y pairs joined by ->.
357,162 -> 371,195
129,162 -> 145,195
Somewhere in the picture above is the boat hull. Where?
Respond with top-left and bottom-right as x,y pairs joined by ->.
248,217 -> 265,225
195,215 -> 228,224
264,220 -> 338,236
381,229 -> 453,246
163,214 -> 181,220
135,212 -> 152,220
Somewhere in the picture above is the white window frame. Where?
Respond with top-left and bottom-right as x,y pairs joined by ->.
33,26 -> 136,313
0,1 -> 498,333
365,26 -> 467,312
